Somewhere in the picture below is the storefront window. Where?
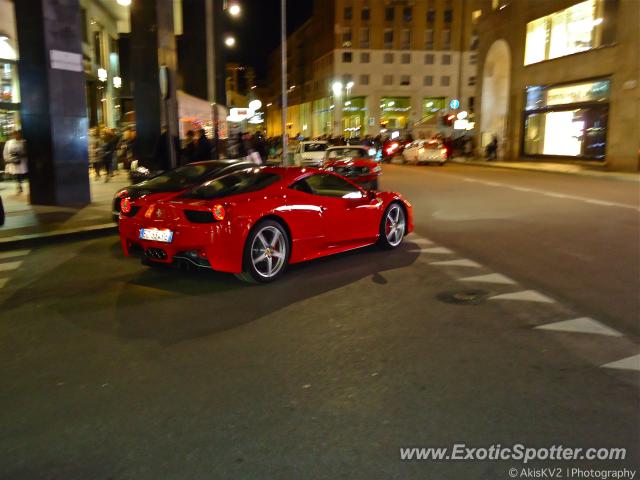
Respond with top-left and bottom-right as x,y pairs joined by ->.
523,79 -> 609,160
342,96 -> 366,137
380,97 -> 411,130
524,0 -> 609,65
422,97 -> 446,122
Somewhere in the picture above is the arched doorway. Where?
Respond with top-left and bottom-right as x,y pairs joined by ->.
480,40 -> 511,158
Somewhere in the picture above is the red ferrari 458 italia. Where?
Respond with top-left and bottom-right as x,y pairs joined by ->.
119,166 -> 413,283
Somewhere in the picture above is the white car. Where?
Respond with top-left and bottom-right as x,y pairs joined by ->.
293,141 -> 329,167
402,140 -> 448,165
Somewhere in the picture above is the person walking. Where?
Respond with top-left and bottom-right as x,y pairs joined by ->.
194,129 -> 211,161
181,130 -> 196,165
3,130 -> 28,194
101,129 -> 117,182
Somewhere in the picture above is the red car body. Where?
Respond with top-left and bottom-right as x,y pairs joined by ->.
119,167 -> 413,278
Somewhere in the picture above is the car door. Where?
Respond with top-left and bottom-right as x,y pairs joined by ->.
302,173 -> 380,249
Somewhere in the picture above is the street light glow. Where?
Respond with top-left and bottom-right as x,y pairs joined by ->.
117,0 -> 131,5
224,36 -> 236,47
332,81 -> 343,96
228,3 -> 241,17
346,81 -> 354,90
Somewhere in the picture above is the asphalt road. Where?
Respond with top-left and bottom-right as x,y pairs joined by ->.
0,164 -> 638,480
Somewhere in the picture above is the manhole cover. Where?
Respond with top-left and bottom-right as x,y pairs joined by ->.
436,290 -> 489,305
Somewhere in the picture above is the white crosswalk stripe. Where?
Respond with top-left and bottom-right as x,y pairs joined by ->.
410,237 -> 433,245
430,258 -> 482,268
0,249 -> 31,260
422,247 -> 455,254
601,354 -> 640,371
489,290 -> 555,303
536,317 -> 623,337
460,273 -> 517,285
0,261 -> 22,272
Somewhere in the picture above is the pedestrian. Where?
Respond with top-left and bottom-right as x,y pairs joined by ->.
0,193 -> 4,226
486,135 -> 498,161
182,130 -> 196,165
194,129 -> 211,161
88,127 -> 102,178
3,130 -> 28,194
101,129 -> 117,182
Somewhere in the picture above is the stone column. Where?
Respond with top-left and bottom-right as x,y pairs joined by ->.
14,0 -> 90,206
130,0 -> 179,168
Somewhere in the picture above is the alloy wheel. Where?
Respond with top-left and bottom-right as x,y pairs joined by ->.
385,205 -> 405,247
250,226 -> 287,278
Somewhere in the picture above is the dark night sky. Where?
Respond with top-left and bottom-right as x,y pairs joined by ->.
225,0 -> 314,83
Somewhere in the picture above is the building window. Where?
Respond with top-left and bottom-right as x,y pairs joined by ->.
425,29 -> 434,50
442,29 -> 452,50
441,76 -> 450,86
442,54 -> 452,65
344,6 -> 353,20
360,27 -> 370,48
383,75 -> 393,86
384,52 -> 394,64
400,75 -> 411,86
385,6 -> 395,21
401,53 -> 411,64
423,75 -> 434,86
472,9 -> 482,24
469,96 -> 475,113
427,8 -> 436,23
384,29 -> 394,48
425,53 -> 434,64
524,0 -> 606,65
342,52 -> 353,63
523,79 -> 610,159
403,7 -> 412,22
468,76 -> 476,86
343,74 -> 353,84
360,74 -> 370,85
360,52 -> 370,63
401,29 -> 411,49
469,53 -> 477,65
361,7 -> 370,21
444,9 -> 453,23
342,28 -> 352,47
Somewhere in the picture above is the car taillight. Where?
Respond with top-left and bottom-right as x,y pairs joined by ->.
441,148 -> 448,156
212,204 -> 225,221
121,197 -> 132,214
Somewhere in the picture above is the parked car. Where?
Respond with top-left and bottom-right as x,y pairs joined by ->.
293,141 -> 329,167
118,166 -> 413,283
402,140 -> 448,165
322,146 -> 382,190
113,160 -> 254,222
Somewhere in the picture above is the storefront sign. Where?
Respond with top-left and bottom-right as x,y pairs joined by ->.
50,50 -> 82,72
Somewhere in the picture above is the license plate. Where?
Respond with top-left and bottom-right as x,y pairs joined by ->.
139,228 -> 173,243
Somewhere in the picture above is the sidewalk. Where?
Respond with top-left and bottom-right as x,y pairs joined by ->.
0,174 -> 128,248
450,157 -> 640,182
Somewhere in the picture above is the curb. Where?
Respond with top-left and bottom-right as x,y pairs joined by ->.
0,223 -> 118,251
450,159 -> 640,183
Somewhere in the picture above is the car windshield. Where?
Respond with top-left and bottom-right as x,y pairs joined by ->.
303,143 -> 328,152
326,148 -> 368,159
138,164 -> 220,190
183,170 -> 281,199
423,141 -> 443,149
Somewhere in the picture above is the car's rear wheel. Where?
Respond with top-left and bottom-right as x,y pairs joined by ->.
378,202 -> 406,249
236,220 -> 289,283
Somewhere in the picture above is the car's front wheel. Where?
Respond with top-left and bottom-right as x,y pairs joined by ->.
378,202 -> 406,249
236,220 -> 290,283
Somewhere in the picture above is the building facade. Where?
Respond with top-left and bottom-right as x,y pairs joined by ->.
266,0 -> 490,139
476,0 -> 640,171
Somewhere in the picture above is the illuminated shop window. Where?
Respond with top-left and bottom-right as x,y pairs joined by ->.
523,79 -> 609,159
524,0 -> 610,65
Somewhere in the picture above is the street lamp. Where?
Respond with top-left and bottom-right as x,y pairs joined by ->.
332,81 -> 343,97
117,0 -> 131,5
224,36 -> 236,47
228,3 -> 241,17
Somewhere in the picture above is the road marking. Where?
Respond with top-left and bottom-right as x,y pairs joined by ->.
0,250 -> 30,260
460,273 -> 517,285
536,317 -> 623,337
601,354 -> 640,371
459,176 -> 639,211
410,237 -> 433,245
422,247 -> 455,254
0,278 -> 7,289
489,290 -> 555,303
0,261 -> 22,272
430,258 -> 482,268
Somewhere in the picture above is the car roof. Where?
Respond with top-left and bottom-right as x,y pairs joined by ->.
326,145 -> 368,149
300,140 -> 328,144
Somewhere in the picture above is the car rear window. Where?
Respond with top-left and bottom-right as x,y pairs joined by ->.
327,148 -> 368,159
183,170 -> 281,199
303,143 -> 328,152
139,164 -> 219,190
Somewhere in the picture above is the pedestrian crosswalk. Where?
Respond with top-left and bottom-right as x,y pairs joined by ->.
0,249 -> 30,292
406,233 -> 640,373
